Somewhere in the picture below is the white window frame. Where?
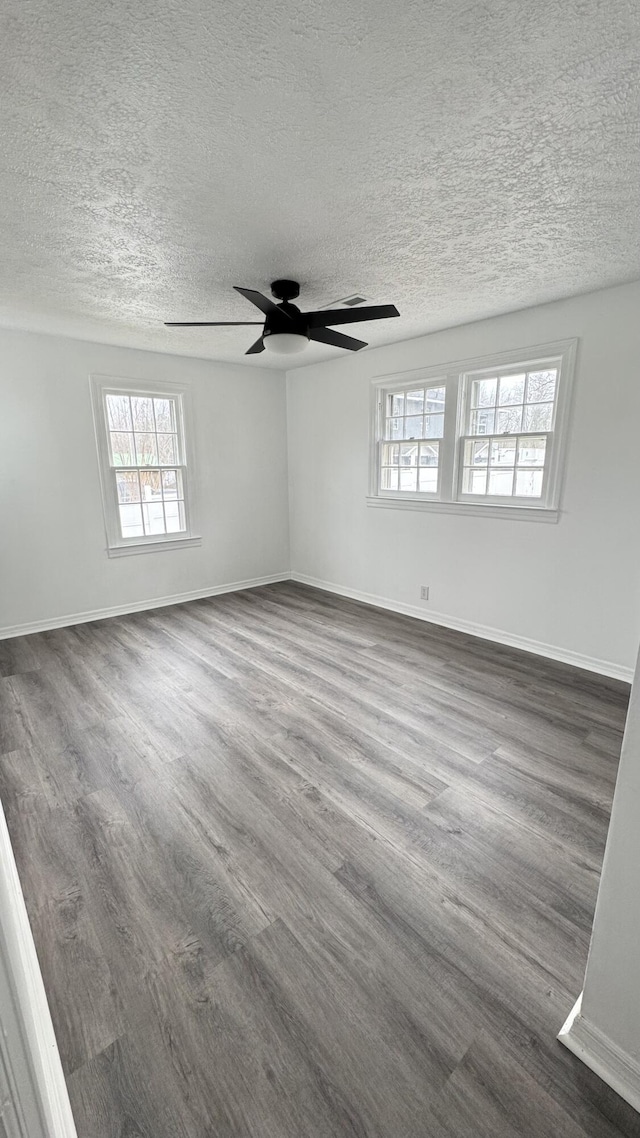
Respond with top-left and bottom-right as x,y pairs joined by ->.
90,374 -> 201,557
368,339 -> 577,522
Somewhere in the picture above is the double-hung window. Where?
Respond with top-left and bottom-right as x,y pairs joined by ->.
380,384 -> 446,495
90,375 -> 200,556
370,340 -> 576,520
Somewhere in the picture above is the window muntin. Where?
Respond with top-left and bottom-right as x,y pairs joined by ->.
104,393 -> 186,539
380,385 -> 446,495
372,342 -> 575,516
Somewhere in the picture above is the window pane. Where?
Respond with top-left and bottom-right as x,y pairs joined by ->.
382,443 -> 400,466
142,501 -> 166,535
381,468 -> 399,490
386,417 -> 403,440
515,469 -> 544,497
527,370 -> 557,402
106,394 -> 132,431
517,436 -> 546,466
165,501 -> 186,533
101,387 -> 189,547
496,406 -> 523,434
469,409 -> 495,435
470,378 -> 497,408
490,438 -> 516,466
419,443 -> 439,466
139,470 -> 162,500
109,432 -> 135,466
391,393 -> 405,416
405,390 -> 424,414
464,440 -> 489,466
523,403 -> 553,431
462,468 -> 487,494
154,398 -> 175,432
403,416 -> 423,439
161,469 -> 182,498
399,467 -> 417,491
131,397 -> 155,432
116,470 -> 140,503
498,374 -> 525,405
425,414 -> 444,439
119,503 -> 144,538
157,434 -> 177,465
426,386 -> 446,412
134,433 -> 158,465
400,444 -> 418,466
488,469 -> 514,495
418,468 -> 438,492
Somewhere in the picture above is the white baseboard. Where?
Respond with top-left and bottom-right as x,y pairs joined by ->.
0,572 -> 292,641
559,994 -> 640,1114
290,573 -> 633,683
0,802 -> 78,1138
2,568 -> 632,683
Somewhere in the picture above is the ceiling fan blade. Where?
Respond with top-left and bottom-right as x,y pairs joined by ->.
308,327 -> 367,351
245,336 -> 265,354
306,304 -> 400,329
233,287 -> 291,320
164,321 -> 263,326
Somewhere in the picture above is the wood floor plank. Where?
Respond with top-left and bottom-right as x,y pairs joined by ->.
0,634 -> 44,678
422,785 -> 602,929
431,1031 -> 594,1138
3,797 -> 124,1075
152,592 -> 499,763
140,919 -> 378,1138
66,1034 -> 196,1138
72,782 -> 270,1005
0,582 -> 636,1137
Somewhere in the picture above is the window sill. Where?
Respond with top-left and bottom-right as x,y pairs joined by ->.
366,496 -> 559,523
107,535 -> 203,558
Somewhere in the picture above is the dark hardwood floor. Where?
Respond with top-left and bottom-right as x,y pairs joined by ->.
0,581 -> 638,1137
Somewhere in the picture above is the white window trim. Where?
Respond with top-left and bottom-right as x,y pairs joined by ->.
89,374 -> 202,557
367,338 -> 577,522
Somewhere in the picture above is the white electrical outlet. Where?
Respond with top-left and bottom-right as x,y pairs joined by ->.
420,586 -> 429,601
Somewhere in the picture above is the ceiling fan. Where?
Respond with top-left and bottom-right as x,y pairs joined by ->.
165,280 -> 400,355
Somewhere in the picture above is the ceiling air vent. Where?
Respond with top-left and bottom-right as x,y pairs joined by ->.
319,293 -> 371,310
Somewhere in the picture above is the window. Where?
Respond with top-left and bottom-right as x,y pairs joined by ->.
369,340 -> 576,520
460,366 -> 556,502
90,376 -> 200,556
380,385 -> 446,494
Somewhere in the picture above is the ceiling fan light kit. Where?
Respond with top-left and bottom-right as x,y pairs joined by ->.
165,279 -> 400,356
264,331 -> 309,354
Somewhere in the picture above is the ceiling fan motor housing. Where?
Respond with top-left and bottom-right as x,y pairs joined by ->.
264,303 -> 308,339
264,282 -> 309,341
270,279 -> 300,301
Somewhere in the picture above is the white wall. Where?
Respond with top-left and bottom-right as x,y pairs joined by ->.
286,280 -> 640,678
0,800 -> 77,1138
0,329 -> 290,634
580,641 -> 640,1056
559,643 -> 640,1111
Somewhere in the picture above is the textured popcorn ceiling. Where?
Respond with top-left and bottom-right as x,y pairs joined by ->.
1,0 -> 639,369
